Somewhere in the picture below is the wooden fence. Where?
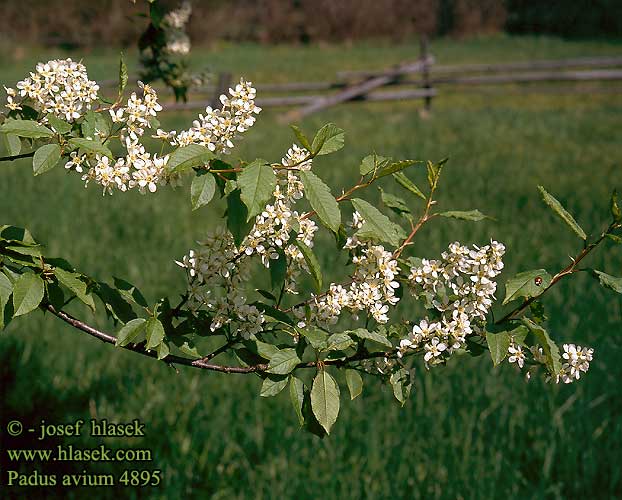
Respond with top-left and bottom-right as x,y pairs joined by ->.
100,52 -> 622,118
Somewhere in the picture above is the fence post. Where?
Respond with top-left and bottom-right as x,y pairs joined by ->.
211,72 -> 232,108
420,36 -> 432,115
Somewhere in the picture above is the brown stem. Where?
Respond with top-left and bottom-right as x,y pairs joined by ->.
0,151 -> 35,162
495,224 -> 614,325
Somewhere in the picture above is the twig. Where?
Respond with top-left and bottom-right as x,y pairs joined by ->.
0,151 -> 35,162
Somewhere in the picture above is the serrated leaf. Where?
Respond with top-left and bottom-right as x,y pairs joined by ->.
145,317 -> 165,350
351,198 -> 406,247
606,234 -> 622,244
311,369 -> 340,434
116,318 -> 147,347
260,375 -> 288,397
157,340 -> 170,360
54,268 -> 95,311
503,269 -> 552,305
538,186 -> 587,240
360,153 -> 391,176
311,123 -> 344,156
293,240 -> 322,292
348,328 -> 393,348
300,327 -> 328,349
0,120 -> 54,138
522,318 -> 562,375
238,160 -> 276,220
289,376 -> 305,426
95,282 -> 136,323
226,189 -> 253,247
1,133 -> 21,155
325,332 -> 354,351
379,187 -> 410,214
190,173 -> 216,210
46,114 -> 72,134
267,348 -> 301,375
300,170 -> 341,232
290,125 -> 312,152
69,138 -> 113,159
113,277 -> 148,309
345,369 -> 363,400
167,144 -> 214,174
254,340 -> 280,360
389,367 -> 412,405
32,144 -> 60,176
392,172 -> 426,200
0,272 -> 13,329
439,209 -> 489,221
486,330 -> 510,366
12,273 -> 44,317
376,159 -> 421,179
590,270 -> 622,293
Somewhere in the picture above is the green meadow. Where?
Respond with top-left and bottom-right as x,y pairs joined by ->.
1,35 -> 621,499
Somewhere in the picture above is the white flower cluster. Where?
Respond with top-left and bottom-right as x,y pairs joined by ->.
399,240 -> 506,365
175,230 -> 265,338
294,212 -> 401,328
175,144 -> 319,338
66,83 -> 169,195
164,79 -> 261,154
162,1 -> 192,55
558,343 -> 593,383
5,58 -> 99,121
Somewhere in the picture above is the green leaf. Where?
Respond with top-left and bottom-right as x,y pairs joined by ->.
348,328 -> 393,348
1,133 -> 21,155
5,244 -> 43,257
167,145 -> 214,174
360,153 -> 391,176
118,52 -> 129,98
311,369 -> 340,434
300,327 -> 329,349
522,318 -> 562,374
157,340 -> 170,360
95,282 -> 136,324
293,240 -> 323,293
351,198 -> 406,247
81,110 -> 110,139
12,273 -> 44,317
0,225 -> 36,244
376,159 -> 421,179
0,272 -> 13,329
145,317 -> 165,350
345,369 -> 363,400
311,123 -> 344,156
238,160 -> 276,220
32,144 -> 60,176
606,234 -> 622,244
254,340 -> 280,360
325,332 -> 354,351
116,318 -> 147,347
389,367 -> 412,405
289,376 -> 305,426
538,186 -> 587,240
290,125 -> 312,152
0,120 -> 54,139
260,375 -> 288,397
299,171 -> 341,232
503,269 -> 552,305
113,277 -> 149,309
438,209 -> 490,221
253,302 -> 295,326
590,270 -> 622,293
46,114 -> 72,134
226,189 -> 253,247
270,250 -> 287,291
393,172 -> 426,200
267,348 -> 301,375
190,173 -> 216,211
68,138 -> 113,159
486,330 -> 510,366
379,187 -> 410,215
54,268 -> 95,311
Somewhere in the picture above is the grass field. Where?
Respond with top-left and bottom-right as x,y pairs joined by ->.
1,35 -> 622,499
